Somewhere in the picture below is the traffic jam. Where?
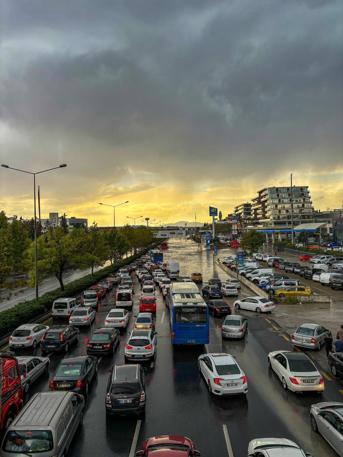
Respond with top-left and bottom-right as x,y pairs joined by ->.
1,240 -> 343,457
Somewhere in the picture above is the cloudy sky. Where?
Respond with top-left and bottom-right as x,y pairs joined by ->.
1,0 -> 342,225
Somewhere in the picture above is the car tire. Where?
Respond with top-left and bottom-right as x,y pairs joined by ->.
208,381 -> 212,395
330,364 -> 337,376
256,307 -> 261,313
235,304 -> 240,311
33,340 -> 38,350
65,343 -> 69,353
310,415 -> 318,432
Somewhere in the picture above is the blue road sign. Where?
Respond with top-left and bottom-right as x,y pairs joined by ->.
209,206 -> 218,217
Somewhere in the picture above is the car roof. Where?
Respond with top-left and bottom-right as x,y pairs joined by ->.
224,315 -> 244,320
282,352 -> 311,362
208,353 -> 236,365
297,323 -> 320,329
108,308 -> 126,313
137,312 -> 153,318
15,324 -> 38,330
53,297 -> 75,302
93,327 -> 114,334
48,325 -> 69,331
112,364 -> 140,383
60,356 -> 88,364
130,329 -> 151,338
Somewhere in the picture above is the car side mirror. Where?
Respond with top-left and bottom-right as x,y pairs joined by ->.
135,451 -> 144,456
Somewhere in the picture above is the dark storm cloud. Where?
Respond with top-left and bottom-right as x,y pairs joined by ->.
1,0 -> 343,188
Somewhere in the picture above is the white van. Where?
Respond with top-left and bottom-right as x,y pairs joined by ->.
51,297 -> 77,318
116,289 -> 133,309
1,391 -> 84,457
168,260 -> 180,279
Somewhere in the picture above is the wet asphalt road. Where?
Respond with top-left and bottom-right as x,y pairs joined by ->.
24,239 -> 342,457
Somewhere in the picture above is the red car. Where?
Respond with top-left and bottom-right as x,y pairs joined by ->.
0,353 -> 23,433
139,296 -> 157,314
136,435 -> 200,456
299,254 -> 312,262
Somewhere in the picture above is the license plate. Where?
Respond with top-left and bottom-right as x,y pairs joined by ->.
118,399 -> 132,404
45,344 -> 55,348
226,382 -> 239,387
93,345 -> 102,349
302,379 -> 315,383
58,383 -> 71,388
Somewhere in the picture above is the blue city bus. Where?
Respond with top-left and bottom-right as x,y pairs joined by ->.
168,283 -> 209,345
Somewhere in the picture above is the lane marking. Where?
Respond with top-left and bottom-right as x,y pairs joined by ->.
322,371 -> 333,382
222,424 -> 235,457
264,318 -> 271,324
128,420 -> 142,457
161,311 -> 165,324
271,324 -> 279,331
282,335 -> 290,342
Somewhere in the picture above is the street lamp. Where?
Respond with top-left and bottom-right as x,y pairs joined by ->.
126,215 -> 143,226
98,201 -> 129,228
1,163 -> 67,300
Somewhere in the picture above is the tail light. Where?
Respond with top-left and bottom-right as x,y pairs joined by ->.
60,333 -> 65,342
319,377 -> 324,385
48,379 -> 55,389
83,317 -> 89,321
103,344 -> 111,349
105,393 -> 112,405
213,378 -> 224,386
140,392 -> 146,403
310,338 -> 317,344
291,334 -> 295,340
86,343 -> 91,348
75,379 -> 85,389
26,336 -> 33,341
126,344 -> 133,350
241,375 -> 248,384
289,377 -> 299,385
144,344 -> 153,350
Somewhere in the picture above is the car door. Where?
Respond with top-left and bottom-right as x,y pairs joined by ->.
26,360 -> 36,384
199,356 -> 211,383
273,354 -> 287,380
32,358 -> 45,380
245,299 -> 256,311
318,412 -> 343,454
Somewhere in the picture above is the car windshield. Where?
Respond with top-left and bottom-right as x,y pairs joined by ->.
216,364 -> 240,375
91,333 -> 111,342
224,319 -> 241,327
111,382 -> 140,395
143,288 -> 154,293
117,293 -> 131,301
136,317 -> 151,323
288,358 -> 316,372
56,363 -> 83,377
84,292 -> 97,299
129,338 -> 150,346
12,329 -> 31,337
53,302 -> 68,309
4,430 -> 53,453
175,306 -> 207,324
296,327 -> 315,336
109,311 -> 124,318
72,309 -> 88,316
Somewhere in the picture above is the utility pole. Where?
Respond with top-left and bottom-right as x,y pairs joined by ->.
290,173 -> 294,245
38,185 -> 41,223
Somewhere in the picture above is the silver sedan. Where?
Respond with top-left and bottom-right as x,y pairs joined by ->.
17,356 -> 50,393
222,315 -> 248,339
310,402 -> 343,456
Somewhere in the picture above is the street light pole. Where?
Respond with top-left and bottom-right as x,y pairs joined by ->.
98,201 -> 129,228
1,163 -> 67,300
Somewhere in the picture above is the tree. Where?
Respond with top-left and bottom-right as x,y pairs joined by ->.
240,230 -> 265,254
8,218 -> 30,274
60,213 -> 69,233
27,227 -> 80,290
0,213 -> 11,285
78,224 -> 108,275
105,229 -> 130,264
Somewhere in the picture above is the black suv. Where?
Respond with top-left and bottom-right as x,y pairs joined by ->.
41,325 -> 79,355
106,364 -> 146,417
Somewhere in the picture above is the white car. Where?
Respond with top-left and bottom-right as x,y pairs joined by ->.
198,353 -> 248,396
248,438 -> 310,456
268,350 -> 324,393
234,296 -> 275,313
226,279 -> 241,289
221,283 -> 239,296
141,285 -> 155,295
9,324 -> 49,350
124,329 -> 157,362
312,272 -> 322,282
104,308 -> 130,328
69,306 -> 96,327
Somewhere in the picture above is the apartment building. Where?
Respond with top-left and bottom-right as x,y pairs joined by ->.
234,203 -> 252,222
251,186 -> 314,227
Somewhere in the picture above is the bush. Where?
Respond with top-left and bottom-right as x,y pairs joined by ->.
0,245 -> 156,338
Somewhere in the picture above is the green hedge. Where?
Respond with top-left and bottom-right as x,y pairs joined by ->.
0,245 -> 156,338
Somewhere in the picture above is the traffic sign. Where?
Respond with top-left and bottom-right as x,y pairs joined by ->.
209,206 -> 218,217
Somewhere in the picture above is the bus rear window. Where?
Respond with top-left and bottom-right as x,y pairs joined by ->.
175,307 -> 207,324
